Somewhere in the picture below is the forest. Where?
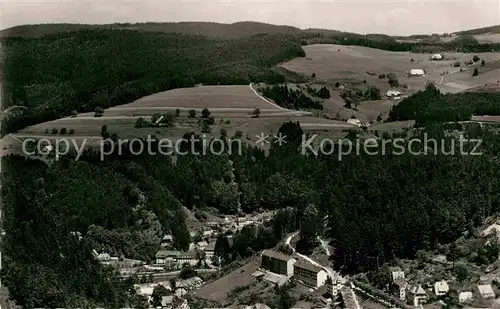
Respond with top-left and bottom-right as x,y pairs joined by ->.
388,83 -> 500,126
6,114 -> 500,307
302,32 -> 500,53
262,85 -> 324,110
1,28 -> 305,134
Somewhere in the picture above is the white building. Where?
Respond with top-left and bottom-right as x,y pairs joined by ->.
161,295 -> 174,308
196,241 -> 208,250
434,280 -> 449,296
409,69 -> 425,76
202,228 -> 214,238
205,242 -> 215,259
155,250 -> 180,264
431,54 -> 443,60
409,285 -> 428,307
293,261 -> 328,288
389,267 -> 406,301
347,118 -> 362,127
161,234 -> 174,247
477,284 -> 495,299
177,251 -> 198,266
261,249 -> 296,277
97,253 -> 111,261
459,291 -> 473,303
386,90 -> 401,97
482,222 -> 500,241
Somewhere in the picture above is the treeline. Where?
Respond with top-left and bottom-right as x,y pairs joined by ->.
1,29 -> 305,135
388,83 -> 500,126
262,85 -> 323,110
306,85 -> 331,99
301,32 -> 500,53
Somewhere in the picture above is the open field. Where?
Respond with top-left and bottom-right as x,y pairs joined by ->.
8,83 -> 362,155
281,44 -> 500,94
440,33 -> 500,44
116,85 -> 280,110
466,83 -> 500,93
196,259 -> 259,302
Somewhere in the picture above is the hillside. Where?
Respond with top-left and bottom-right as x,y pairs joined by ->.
455,24 -> 500,35
0,28 -> 304,135
0,21 -> 301,38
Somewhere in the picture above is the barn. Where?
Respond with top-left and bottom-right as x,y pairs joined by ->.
409,69 -> 425,76
431,54 -> 443,60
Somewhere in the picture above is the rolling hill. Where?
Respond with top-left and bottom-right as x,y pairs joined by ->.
0,21 -> 301,38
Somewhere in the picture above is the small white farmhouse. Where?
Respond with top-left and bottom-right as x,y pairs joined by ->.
431,54 -> 443,60
347,118 -> 362,127
434,280 -> 449,296
409,69 -> 425,76
386,90 -> 401,97
459,291 -> 473,303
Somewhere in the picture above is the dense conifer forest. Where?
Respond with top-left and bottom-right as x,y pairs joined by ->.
388,83 -> 500,126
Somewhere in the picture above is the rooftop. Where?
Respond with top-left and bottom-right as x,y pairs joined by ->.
262,249 -> 294,262
156,250 -> 181,258
294,260 -> 324,273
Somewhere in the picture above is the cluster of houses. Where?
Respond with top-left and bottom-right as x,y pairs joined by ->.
135,276 -> 204,309
252,250 -> 330,289
388,266 -> 496,307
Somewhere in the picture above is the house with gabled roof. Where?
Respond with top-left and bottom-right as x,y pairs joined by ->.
261,249 -> 296,277
293,261 -> 328,288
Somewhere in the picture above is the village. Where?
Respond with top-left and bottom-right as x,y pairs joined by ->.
86,213 -> 500,309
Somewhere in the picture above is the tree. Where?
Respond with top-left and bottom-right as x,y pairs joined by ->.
51,128 -> 58,134
164,111 -> 176,126
300,204 -> 320,244
365,86 -> 381,100
220,128 -> 227,140
335,82 -> 340,88
188,109 -> 196,118
179,265 -> 197,279
387,73 -> 399,87
214,235 -> 231,260
252,108 -> 261,118
94,107 -> 104,117
473,55 -> 480,62
100,125 -> 109,139
454,263 -> 469,282
59,127 -> 67,135
151,113 -> 162,124
201,108 -> 211,118
135,117 -> 148,128
448,242 -> 459,269
317,86 -> 331,99
151,284 -> 171,307
175,109 -> 180,117
311,72 -> 316,78
201,121 -> 211,133
195,250 -> 206,263
473,68 -> 479,77
234,131 -> 243,139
